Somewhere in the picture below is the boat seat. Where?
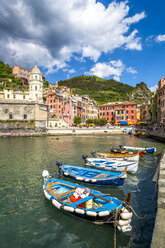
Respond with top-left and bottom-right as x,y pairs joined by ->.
70,195 -> 94,208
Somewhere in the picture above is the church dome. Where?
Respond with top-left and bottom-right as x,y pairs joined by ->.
31,65 -> 42,75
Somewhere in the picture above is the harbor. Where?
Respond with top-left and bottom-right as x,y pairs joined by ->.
0,134 -> 164,248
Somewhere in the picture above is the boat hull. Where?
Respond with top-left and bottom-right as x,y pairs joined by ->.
85,158 -> 138,173
60,165 -> 126,186
122,146 -> 156,154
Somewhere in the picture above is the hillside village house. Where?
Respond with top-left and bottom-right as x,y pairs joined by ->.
12,65 -> 31,80
99,102 -> 137,124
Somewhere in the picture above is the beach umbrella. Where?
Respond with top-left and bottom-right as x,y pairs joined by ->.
128,121 -> 134,125
121,120 -> 128,125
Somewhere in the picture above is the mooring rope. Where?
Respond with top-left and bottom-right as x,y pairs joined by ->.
127,172 -> 155,181
122,182 -> 158,219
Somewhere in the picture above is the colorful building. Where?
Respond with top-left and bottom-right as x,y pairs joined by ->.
157,77 -> 165,124
150,92 -> 158,123
12,65 -> 31,80
4,89 -> 29,101
99,102 -> 137,123
140,102 -> 152,122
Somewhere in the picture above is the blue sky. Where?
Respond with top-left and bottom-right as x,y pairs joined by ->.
0,0 -> 164,91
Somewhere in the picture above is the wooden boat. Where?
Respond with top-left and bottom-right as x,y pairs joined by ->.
91,150 -> 140,161
111,147 -> 138,155
56,162 -> 127,186
42,170 -> 133,232
82,156 -> 138,173
120,145 -> 156,154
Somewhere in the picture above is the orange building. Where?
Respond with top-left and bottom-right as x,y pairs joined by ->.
12,65 -> 31,80
99,101 -> 137,123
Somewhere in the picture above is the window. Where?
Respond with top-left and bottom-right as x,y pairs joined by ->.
107,118 -> 109,120
103,107 -> 105,110
103,112 -> 105,116
117,110 -> 120,114
132,116 -> 134,119
111,117 -> 114,120
100,113 -> 102,116
23,95 -> 25,99
121,110 -> 124,114
111,112 -> 114,115
35,75 -> 37,80
127,106 -> 128,108
54,99 -> 55,102
24,114 -> 27,119
9,113 -> 13,119
126,110 -> 128,113
132,105 -> 133,108
126,116 -> 128,119
7,94 -> 10,98
107,112 -> 109,115
13,95 -> 16,99
35,86 -> 37,90
131,110 -> 134,113
122,116 -> 124,119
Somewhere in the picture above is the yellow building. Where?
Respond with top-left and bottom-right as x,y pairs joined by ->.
4,89 -> 29,101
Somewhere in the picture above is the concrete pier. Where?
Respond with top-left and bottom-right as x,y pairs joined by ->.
151,150 -> 165,248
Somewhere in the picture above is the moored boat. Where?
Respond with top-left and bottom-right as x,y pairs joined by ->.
42,170 -> 133,232
82,155 -> 138,173
56,162 -> 127,186
120,145 -> 156,154
91,150 -> 140,161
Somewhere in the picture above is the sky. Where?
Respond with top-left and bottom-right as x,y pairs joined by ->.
0,0 -> 165,91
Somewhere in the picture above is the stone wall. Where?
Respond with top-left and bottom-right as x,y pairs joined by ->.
0,100 -> 48,131
151,151 -> 165,248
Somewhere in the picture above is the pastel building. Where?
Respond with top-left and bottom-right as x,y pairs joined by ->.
140,102 -> 152,122
12,65 -> 31,80
157,76 -> 165,124
4,89 -> 29,101
99,102 -> 137,123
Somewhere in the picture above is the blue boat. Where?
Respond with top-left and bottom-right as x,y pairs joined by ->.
120,145 -> 156,154
56,162 -> 127,186
42,170 -> 133,232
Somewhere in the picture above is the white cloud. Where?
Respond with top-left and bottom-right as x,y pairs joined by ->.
127,67 -> 137,74
0,0 -> 145,74
86,60 -> 124,81
156,34 -> 165,42
149,84 -> 158,92
68,69 -> 76,74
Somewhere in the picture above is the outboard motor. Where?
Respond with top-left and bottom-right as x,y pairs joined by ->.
56,161 -> 63,174
42,170 -> 50,182
91,150 -> 97,158
82,155 -> 88,163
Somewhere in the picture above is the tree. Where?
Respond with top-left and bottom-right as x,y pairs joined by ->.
98,118 -> 107,126
86,118 -> 94,124
74,116 -> 82,125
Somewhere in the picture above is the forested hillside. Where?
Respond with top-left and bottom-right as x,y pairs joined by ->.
58,76 -> 151,104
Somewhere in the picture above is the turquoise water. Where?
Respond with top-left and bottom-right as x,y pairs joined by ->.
0,135 -> 164,248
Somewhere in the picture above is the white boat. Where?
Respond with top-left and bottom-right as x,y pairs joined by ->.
88,152 -> 139,162
120,145 -> 156,154
82,156 -> 138,173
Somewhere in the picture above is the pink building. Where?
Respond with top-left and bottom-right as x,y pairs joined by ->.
157,77 -> 165,125
46,92 -> 77,126
12,65 -> 31,80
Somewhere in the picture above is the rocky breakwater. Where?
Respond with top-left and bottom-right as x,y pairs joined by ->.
151,150 -> 165,248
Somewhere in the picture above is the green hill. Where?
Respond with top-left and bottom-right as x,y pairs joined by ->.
58,75 -> 151,105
